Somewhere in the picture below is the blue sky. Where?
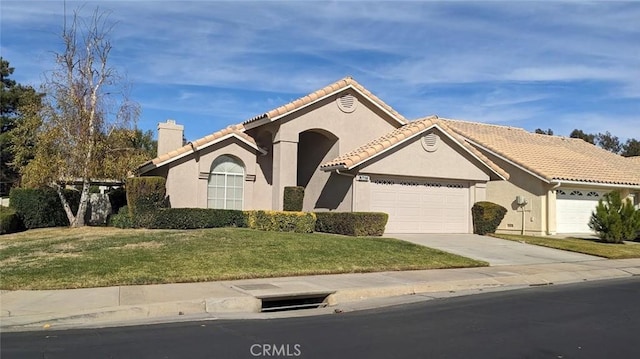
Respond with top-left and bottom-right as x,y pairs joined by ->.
2,0 -> 639,142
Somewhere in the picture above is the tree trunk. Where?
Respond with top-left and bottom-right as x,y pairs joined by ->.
54,183 -> 76,226
74,178 -> 91,227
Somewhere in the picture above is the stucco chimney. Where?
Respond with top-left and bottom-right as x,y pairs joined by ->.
157,119 -> 184,155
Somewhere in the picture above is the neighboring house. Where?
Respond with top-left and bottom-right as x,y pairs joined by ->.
441,121 -> 640,234
134,77 -> 640,235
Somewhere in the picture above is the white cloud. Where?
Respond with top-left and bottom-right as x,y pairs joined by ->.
2,0 -> 639,141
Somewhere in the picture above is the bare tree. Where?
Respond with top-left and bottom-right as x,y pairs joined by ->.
21,6 -> 141,226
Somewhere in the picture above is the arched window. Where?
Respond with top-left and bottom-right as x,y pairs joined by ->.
208,155 -> 244,210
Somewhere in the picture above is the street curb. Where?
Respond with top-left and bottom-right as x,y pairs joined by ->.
2,268 -> 636,332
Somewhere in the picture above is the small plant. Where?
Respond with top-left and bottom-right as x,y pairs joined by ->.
589,191 -> 640,243
472,201 -> 507,235
283,186 -> 305,211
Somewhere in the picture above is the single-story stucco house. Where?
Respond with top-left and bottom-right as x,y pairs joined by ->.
134,77 -> 640,235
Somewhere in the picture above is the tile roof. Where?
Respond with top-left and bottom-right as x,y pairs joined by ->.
442,119 -> 640,186
320,116 -> 510,180
136,77 -> 408,174
243,77 -> 408,125
134,124 -> 259,174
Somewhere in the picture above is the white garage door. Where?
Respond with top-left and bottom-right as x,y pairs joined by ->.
556,189 -> 604,233
370,177 -> 470,233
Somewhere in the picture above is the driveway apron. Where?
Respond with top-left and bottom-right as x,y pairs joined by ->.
388,233 -> 602,266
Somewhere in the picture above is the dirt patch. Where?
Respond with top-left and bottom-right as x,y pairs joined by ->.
52,242 -> 79,251
111,241 -> 164,250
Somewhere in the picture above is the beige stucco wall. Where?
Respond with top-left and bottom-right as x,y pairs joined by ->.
351,130 -> 493,232
361,128 -> 491,182
247,89 -> 400,210
482,156 -> 548,235
146,138 -> 258,209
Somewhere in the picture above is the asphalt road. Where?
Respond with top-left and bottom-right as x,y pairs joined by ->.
3,278 -> 639,359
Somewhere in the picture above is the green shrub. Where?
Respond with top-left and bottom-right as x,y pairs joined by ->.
126,177 -> 166,214
108,207 -> 247,230
589,191 -> 640,243
283,186 -> 305,211
147,208 -> 246,229
108,206 -> 134,229
245,210 -> 316,233
472,201 -> 507,235
9,188 -> 80,229
107,187 -> 127,215
0,206 -> 24,234
314,212 -> 389,236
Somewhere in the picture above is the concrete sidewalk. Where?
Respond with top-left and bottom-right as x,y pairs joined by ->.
389,233 -> 602,265
2,258 -> 640,332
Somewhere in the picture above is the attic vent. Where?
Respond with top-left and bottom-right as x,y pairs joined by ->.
421,133 -> 439,152
337,94 -> 358,113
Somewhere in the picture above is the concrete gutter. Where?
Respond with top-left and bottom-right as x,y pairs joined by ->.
1,258 -> 639,332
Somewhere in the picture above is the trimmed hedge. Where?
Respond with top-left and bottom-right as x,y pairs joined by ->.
9,188 -> 80,229
314,212 -> 388,236
148,208 -> 246,229
109,207 -> 246,229
283,186 -> 305,211
245,210 -> 316,233
0,206 -> 24,234
126,177 -> 166,214
472,201 -> 507,235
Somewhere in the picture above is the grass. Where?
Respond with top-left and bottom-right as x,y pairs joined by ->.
0,227 -> 487,290
493,233 -> 640,259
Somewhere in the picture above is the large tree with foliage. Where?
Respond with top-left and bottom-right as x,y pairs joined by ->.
534,128 -> 554,135
621,138 -> 640,157
595,131 -> 622,154
18,7 -> 146,226
0,58 -> 43,195
569,129 -> 596,144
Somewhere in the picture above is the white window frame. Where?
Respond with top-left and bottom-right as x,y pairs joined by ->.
207,155 -> 244,210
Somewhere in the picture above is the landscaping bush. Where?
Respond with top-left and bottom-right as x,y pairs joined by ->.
283,186 -> 305,211
147,208 -> 247,229
126,177 -> 166,214
589,191 -> 640,243
245,210 -> 316,233
0,206 -> 24,234
314,212 -> 389,236
108,207 -> 247,230
472,201 -> 507,235
9,188 -> 81,229
108,206 -> 134,229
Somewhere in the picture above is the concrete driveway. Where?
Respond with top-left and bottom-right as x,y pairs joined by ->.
388,233 -> 602,266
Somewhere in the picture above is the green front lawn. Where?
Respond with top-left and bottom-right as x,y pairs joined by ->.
0,227 -> 486,290
494,234 -> 640,259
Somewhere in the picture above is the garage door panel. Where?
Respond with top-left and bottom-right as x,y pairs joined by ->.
556,189 -> 603,233
370,177 -> 470,233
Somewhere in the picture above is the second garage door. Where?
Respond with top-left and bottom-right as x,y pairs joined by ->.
370,177 -> 470,233
556,189 -> 604,233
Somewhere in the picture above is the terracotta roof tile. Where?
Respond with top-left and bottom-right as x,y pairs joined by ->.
442,119 -> 640,186
320,116 -> 509,179
135,124 -> 259,173
246,77 -> 408,125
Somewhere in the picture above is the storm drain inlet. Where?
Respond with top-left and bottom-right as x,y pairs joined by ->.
260,293 -> 332,312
